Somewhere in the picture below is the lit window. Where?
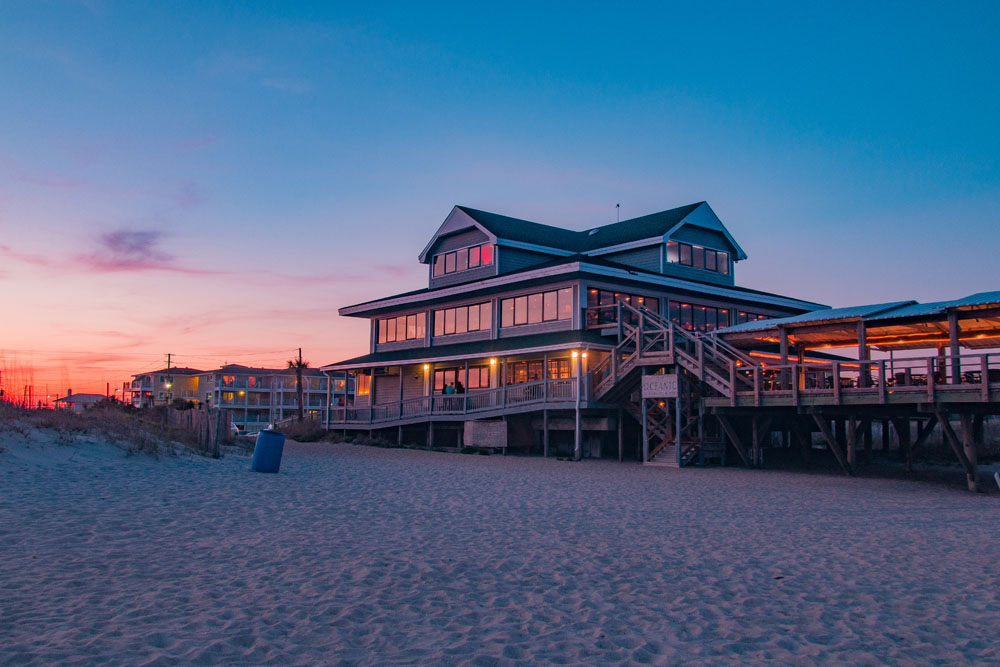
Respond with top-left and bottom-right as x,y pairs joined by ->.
434,243 -> 494,276
527,293 -> 543,324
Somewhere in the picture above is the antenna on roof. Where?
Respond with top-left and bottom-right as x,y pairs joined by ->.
616,203 -> 620,222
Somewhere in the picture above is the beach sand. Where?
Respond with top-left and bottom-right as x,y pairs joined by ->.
1,431 -> 997,664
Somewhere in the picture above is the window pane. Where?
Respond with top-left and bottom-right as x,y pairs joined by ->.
456,248 -> 469,272
704,307 -> 717,331
397,316 -> 407,339
528,293 -> 543,324
444,308 -> 456,334
433,255 -> 445,277
558,288 -> 573,320
704,250 -> 716,272
469,245 -> 481,268
514,296 -> 528,325
680,244 -> 691,265
416,312 -> 426,338
598,290 -> 613,307
480,302 -> 492,330
669,300 -> 680,325
718,251 -> 729,274
456,306 -> 468,334
387,317 -> 397,342
694,306 -> 706,331
543,291 -> 558,321
434,310 -> 444,336
501,298 -> 514,327
468,303 -> 480,331
587,288 -> 599,308
378,320 -> 386,343
681,304 -> 693,330
692,247 -> 705,270
666,241 -> 679,263
719,309 -> 730,328
406,314 -> 416,339
480,244 -> 493,265
445,252 -> 456,273
645,296 -> 659,314
527,361 -> 543,382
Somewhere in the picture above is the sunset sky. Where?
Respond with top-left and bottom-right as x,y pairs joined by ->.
2,1 -> 998,398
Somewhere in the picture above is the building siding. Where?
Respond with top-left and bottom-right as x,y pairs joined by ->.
432,228 -> 489,254
603,245 -> 662,273
670,226 -> 733,252
430,263 -> 497,289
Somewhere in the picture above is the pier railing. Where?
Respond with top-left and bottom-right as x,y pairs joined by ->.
725,352 -> 1000,406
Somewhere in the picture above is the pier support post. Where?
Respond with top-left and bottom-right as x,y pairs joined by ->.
960,414 -> 979,493
617,407 -> 624,463
543,409 -> 549,458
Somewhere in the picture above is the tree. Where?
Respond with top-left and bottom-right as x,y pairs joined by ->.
287,349 -> 309,422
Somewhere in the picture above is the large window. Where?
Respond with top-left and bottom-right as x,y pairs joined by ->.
433,243 -> 495,277
666,241 -> 730,275
737,310 -> 771,324
433,302 -> 492,336
500,288 -> 573,327
586,289 -> 659,327
506,360 -> 545,385
377,312 -> 426,343
433,365 -> 491,393
668,301 -> 732,332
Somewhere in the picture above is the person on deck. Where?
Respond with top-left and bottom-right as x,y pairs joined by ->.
444,382 -> 455,395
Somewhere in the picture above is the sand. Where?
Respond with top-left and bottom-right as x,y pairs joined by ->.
1,430 -> 998,665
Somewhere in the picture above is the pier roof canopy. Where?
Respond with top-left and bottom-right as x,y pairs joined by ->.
716,292 -> 1000,352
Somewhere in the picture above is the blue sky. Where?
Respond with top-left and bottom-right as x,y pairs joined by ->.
1,1 -> 998,392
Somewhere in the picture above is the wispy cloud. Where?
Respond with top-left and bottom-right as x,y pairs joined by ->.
0,244 -> 57,268
0,155 -> 85,189
261,78 -> 313,94
76,229 -> 218,275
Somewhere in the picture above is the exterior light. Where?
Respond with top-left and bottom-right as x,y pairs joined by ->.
423,364 -> 430,371
238,390 -> 245,396
489,358 -> 496,365
582,352 -> 588,358
165,382 -> 172,389
572,351 -> 579,359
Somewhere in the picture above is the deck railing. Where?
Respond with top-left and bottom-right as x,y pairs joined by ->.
327,377 -> 580,425
730,352 -> 1000,405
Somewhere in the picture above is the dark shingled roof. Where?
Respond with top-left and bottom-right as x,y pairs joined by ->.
455,202 -> 705,253
340,252 -> 827,316
322,330 -> 613,369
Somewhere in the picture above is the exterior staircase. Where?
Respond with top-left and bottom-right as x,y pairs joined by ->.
590,302 -> 758,465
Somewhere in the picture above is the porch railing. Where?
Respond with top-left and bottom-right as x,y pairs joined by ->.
328,377 -> 580,425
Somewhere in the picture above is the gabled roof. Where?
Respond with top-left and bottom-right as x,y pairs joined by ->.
419,202 -> 746,263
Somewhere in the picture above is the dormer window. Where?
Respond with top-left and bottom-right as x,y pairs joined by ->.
666,241 -> 729,275
433,243 -> 494,277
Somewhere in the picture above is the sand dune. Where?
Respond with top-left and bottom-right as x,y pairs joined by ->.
1,431 -> 997,664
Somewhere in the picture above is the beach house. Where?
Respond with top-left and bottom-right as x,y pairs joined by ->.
321,202 -> 825,460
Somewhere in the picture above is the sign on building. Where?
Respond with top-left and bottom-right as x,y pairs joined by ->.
641,374 -> 679,398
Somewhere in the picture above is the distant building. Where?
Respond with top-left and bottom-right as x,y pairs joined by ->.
125,364 -> 354,432
54,390 -> 107,414
127,367 -> 202,407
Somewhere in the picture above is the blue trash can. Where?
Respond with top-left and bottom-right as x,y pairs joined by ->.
251,431 -> 286,473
